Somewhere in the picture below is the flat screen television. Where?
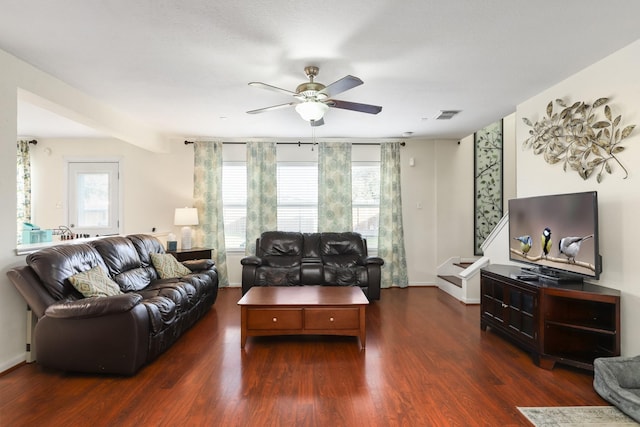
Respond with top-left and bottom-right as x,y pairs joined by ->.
508,191 -> 601,282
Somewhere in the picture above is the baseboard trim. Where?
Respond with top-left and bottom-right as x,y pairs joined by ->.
0,353 -> 27,376
408,282 -> 437,287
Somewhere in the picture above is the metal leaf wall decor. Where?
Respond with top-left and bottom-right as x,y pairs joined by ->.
474,120 -> 503,255
522,97 -> 635,182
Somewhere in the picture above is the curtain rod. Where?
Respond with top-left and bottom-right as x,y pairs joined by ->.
183,140 -> 405,147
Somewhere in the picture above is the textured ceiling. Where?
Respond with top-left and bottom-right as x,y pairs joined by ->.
3,0 -> 640,141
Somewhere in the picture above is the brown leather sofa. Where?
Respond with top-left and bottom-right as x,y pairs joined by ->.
241,231 -> 383,300
6,234 -> 218,375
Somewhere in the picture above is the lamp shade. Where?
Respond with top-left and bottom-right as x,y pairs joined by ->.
174,208 -> 199,226
295,101 -> 329,121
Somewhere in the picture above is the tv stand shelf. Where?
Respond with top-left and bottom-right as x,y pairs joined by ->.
481,264 -> 620,371
544,320 -> 616,335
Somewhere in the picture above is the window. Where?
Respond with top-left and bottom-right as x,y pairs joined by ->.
352,162 -> 380,249
277,163 -> 318,232
222,162 -> 247,250
67,161 -> 120,236
221,156 -> 380,251
16,141 -> 31,244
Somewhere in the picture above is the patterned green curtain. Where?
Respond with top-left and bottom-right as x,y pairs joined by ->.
378,142 -> 408,288
193,141 -> 229,287
318,141 -> 352,231
245,141 -> 277,255
16,140 -> 32,244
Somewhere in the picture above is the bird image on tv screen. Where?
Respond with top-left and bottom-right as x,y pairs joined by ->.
508,191 -> 600,279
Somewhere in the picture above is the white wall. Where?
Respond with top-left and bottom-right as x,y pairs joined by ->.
487,40 -> 640,356
435,136 -> 474,264
30,137 -> 194,236
503,113 -> 517,210
0,60 -> 25,373
401,140 -> 439,285
434,113 -> 517,266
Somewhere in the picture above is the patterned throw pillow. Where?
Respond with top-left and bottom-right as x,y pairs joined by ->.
150,253 -> 192,279
69,266 -> 122,298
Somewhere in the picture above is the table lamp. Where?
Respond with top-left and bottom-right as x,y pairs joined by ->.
174,207 -> 199,250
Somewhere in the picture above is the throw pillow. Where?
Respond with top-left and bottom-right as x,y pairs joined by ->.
150,252 -> 192,279
68,266 -> 122,298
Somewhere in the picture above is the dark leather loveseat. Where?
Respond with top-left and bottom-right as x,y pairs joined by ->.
7,234 -> 218,375
241,231 -> 383,300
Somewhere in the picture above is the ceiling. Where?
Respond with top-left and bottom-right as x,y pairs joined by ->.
3,1 -> 640,141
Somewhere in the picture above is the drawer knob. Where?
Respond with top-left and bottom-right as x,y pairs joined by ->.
329,317 -> 335,322
502,303 -> 508,308
272,317 -> 277,322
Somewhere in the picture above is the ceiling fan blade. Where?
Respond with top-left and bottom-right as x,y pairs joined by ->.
246,102 -> 297,114
310,118 -> 325,127
327,100 -> 382,114
319,75 -> 363,98
248,82 -> 298,97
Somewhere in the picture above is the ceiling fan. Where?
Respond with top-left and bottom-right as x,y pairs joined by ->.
246,66 -> 382,126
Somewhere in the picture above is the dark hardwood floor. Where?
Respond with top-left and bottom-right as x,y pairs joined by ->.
0,287 -> 608,426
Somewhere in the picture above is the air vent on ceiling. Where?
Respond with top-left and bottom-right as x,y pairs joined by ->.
434,110 -> 461,120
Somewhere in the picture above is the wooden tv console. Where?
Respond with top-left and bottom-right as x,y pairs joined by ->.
480,264 -> 620,371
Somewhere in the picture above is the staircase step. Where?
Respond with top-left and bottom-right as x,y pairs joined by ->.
454,262 -> 473,269
438,275 -> 463,288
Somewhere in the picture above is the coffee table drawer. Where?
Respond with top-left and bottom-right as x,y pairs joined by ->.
247,308 -> 303,330
305,307 -> 360,330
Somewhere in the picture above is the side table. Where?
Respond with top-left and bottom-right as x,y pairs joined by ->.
167,247 -> 213,262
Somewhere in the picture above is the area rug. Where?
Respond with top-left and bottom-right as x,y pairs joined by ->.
517,406 -> 638,426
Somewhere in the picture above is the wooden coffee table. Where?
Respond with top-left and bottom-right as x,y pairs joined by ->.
237,286 -> 369,348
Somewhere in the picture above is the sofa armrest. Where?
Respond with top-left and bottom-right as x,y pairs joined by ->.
240,256 -> 262,266
241,256 -> 263,295
45,293 -> 143,319
241,256 -> 261,293
7,265 -> 57,319
36,301 -> 150,375
301,257 -> 323,285
364,256 -> 384,266
363,257 -> 384,301
183,259 -> 215,272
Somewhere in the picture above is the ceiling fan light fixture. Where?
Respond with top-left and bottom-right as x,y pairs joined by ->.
295,101 -> 328,122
